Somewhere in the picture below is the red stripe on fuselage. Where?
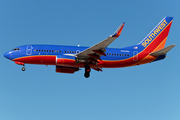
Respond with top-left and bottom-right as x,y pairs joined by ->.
13,55 -> 56,65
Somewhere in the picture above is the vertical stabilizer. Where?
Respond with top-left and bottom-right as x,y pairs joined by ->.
138,17 -> 173,52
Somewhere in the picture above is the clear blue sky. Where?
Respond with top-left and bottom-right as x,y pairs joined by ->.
1,0 -> 180,120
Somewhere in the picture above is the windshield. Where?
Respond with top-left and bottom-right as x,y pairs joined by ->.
12,48 -> 20,51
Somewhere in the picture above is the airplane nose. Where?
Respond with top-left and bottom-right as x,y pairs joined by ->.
4,52 -> 12,60
4,52 -> 8,58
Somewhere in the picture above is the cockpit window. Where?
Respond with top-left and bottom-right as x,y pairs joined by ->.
12,48 -> 20,51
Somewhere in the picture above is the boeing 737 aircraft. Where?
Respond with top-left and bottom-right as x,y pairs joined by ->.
4,17 -> 175,78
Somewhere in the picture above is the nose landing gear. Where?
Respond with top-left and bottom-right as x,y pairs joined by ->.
15,61 -> 26,71
22,66 -> 26,71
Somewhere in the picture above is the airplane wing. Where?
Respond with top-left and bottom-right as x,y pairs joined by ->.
76,23 -> 125,61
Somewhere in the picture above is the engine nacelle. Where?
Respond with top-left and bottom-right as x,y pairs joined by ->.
56,66 -> 79,74
56,55 -> 76,66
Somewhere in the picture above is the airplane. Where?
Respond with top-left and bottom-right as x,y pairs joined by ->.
4,17 -> 175,78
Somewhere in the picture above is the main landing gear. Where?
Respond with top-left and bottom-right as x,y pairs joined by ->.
84,65 -> 91,78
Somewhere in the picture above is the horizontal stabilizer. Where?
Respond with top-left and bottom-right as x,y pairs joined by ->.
150,44 -> 176,56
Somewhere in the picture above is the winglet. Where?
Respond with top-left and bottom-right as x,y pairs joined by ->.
111,22 -> 125,37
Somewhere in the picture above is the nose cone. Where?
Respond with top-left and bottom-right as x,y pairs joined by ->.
4,52 -> 8,58
4,51 -> 13,60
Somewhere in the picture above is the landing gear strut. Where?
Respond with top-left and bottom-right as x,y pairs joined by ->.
84,65 -> 91,78
15,61 -> 26,71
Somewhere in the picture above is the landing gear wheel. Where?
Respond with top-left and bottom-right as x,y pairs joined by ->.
22,67 -> 26,71
84,65 -> 91,78
84,72 -> 90,78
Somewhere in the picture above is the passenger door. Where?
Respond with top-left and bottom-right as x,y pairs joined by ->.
133,51 -> 138,61
26,45 -> 32,55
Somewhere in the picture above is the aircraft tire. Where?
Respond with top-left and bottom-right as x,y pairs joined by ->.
22,67 -> 26,71
84,72 -> 90,78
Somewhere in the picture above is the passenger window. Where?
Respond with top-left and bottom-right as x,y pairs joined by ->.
49,50 -> 51,52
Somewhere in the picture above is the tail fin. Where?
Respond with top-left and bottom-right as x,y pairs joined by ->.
138,17 -> 173,52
